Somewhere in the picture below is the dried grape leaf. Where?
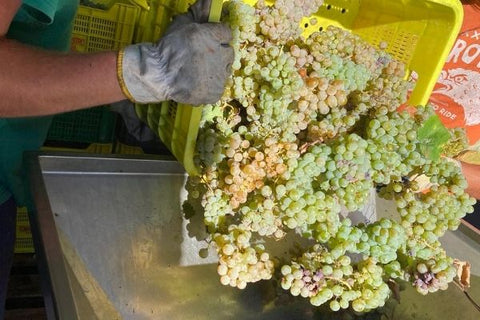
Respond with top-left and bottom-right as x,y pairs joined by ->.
453,259 -> 471,290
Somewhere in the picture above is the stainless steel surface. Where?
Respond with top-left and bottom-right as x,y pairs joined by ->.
29,154 -> 317,319
27,153 -> 480,320
27,154 -> 79,320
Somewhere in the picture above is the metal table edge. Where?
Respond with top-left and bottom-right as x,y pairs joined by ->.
25,151 -> 79,320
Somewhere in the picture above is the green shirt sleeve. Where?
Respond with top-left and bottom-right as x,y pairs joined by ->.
17,0 -> 59,25
7,0 -> 78,51
0,0 -> 78,207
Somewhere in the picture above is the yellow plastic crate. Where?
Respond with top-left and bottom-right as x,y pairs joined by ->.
133,0 -> 178,43
14,238 -> 35,254
41,143 -> 114,154
135,0 -> 463,176
71,2 -> 139,52
15,207 -> 31,238
114,142 -> 145,155
14,207 -> 34,253
134,0 -> 223,175
310,0 -> 463,107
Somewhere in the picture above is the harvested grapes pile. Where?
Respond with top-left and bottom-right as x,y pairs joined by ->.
184,0 -> 476,313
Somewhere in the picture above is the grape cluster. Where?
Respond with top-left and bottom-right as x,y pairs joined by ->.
376,157 -> 476,261
196,128 -> 226,167
213,226 -> 274,289
280,246 -> 390,312
256,0 -> 324,43
357,219 -> 407,264
240,187 -> 285,239
321,134 -> 372,211
214,130 -> 296,209
181,0 -> 477,313
409,256 -> 457,295
201,189 -> 233,232
364,110 -> 426,185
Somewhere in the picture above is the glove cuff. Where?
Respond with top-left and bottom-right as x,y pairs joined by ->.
117,44 -> 169,104
116,48 -> 136,102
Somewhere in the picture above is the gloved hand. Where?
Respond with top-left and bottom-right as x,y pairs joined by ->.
117,0 -> 234,105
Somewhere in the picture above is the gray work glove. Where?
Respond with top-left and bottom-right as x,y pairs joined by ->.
117,0 -> 234,105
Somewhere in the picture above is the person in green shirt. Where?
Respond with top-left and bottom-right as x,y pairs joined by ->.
0,0 -> 233,316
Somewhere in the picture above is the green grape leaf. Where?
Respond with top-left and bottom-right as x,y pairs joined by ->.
417,115 -> 451,161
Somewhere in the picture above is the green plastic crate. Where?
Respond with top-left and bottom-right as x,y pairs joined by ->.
47,1 -> 136,150
46,106 -> 116,144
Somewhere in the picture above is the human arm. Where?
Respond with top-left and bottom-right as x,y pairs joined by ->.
0,0 -> 125,117
460,161 -> 480,199
0,0 -> 233,117
0,40 -> 125,117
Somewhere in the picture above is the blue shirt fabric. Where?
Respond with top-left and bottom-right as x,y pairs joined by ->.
0,0 -> 78,208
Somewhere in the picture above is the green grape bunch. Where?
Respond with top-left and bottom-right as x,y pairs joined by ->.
182,0 -> 477,313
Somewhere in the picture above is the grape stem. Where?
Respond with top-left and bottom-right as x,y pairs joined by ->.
201,175 -> 214,193
463,291 -> 480,312
409,173 -> 421,182
387,279 -> 401,302
452,280 -> 480,312
299,139 -> 324,154
324,276 -> 352,290
413,237 -> 437,250
223,101 -> 238,114
221,101 -> 242,124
